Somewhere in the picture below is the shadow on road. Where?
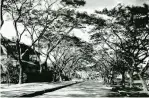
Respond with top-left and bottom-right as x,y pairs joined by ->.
106,86 -> 149,97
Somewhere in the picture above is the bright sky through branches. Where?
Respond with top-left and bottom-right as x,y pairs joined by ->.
1,0 -> 149,44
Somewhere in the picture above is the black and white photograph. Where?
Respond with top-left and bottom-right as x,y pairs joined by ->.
0,0 -> 149,97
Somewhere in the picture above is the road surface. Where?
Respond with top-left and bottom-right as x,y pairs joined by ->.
35,80 -> 112,98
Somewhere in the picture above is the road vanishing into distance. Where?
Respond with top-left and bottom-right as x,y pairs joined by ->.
35,80 -> 112,98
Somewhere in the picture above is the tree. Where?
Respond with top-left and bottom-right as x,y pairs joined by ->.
91,4 -> 149,91
32,2 -> 86,74
46,34 -> 93,81
3,0 -> 47,84
2,0 -> 86,83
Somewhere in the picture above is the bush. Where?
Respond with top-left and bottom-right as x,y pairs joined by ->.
1,57 -> 27,83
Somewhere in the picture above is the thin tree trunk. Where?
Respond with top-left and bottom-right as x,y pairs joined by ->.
53,71 -> 57,82
13,18 -> 24,84
17,39 -> 23,84
129,71 -> 133,88
121,71 -> 125,88
138,73 -> 148,91
39,63 -> 43,73
18,62 -> 23,84
16,39 -> 23,84
0,0 -> 4,29
37,40 -> 43,74
129,57 -> 136,88
41,51 -> 49,72
52,73 -> 55,82
37,54 -> 42,73
59,73 -> 62,82
110,71 -> 114,85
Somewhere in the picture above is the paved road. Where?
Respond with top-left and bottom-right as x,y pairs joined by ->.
35,80 -> 112,98
1,81 -> 78,97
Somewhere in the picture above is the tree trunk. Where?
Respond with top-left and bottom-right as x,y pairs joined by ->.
41,61 -> 48,72
53,72 -> 57,82
104,77 -> 108,84
121,71 -> 125,88
18,61 -> 23,84
129,71 -> 133,88
14,20 -> 23,84
59,73 -> 62,82
39,63 -> 43,73
16,39 -> 23,84
110,72 -> 114,85
37,40 -> 43,73
52,73 -> 55,82
42,53 -> 49,72
0,0 -> 4,29
138,73 -> 148,91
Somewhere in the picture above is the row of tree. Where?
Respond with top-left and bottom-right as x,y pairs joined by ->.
1,0 -> 149,91
1,0 -> 94,83
88,4 -> 149,91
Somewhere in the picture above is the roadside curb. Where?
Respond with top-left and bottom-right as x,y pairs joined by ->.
19,81 -> 82,97
19,82 -> 81,97
1,81 -> 83,97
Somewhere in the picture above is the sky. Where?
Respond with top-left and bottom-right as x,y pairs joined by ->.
1,0 -> 149,44
79,0 -> 149,13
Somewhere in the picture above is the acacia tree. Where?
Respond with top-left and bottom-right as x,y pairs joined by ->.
111,4 -> 149,91
93,4 -> 149,91
2,0 -> 52,84
2,0 -> 86,84
49,42 -> 78,81
74,10 -> 119,83
46,35 -> 92,81
41,32 -> 94,82
32,1 -> 86,73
